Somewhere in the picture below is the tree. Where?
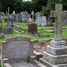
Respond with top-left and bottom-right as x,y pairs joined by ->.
42,6 -> 50,17
47,0 -> 59,10
32,0 -> 47,12
1,0 -> 18,13
0,0 -> 67,13
22,1 -> 32,13
61,0 -> 67,10
0,0 -> 3,11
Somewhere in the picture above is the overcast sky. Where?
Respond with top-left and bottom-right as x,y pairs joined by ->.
23,0 -> 31,2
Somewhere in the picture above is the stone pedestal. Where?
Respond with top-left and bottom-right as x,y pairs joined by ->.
39,4 -> 67,67
40,40 -> 67,67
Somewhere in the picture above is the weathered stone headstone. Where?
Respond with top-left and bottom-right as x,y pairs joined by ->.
36,13 -> 41,26
0,14 -> 2,23
50,5 -> 67,26
39,4 -> 67,67
31,10 -> 35,20
54,4 -> 63,41
41,16 -> 47,26
12,11 -> 16,22
21,12 -> 26,22
50,4 -> 67,41
2,14 -> 13,34
7,7 -> 10,14
0,15 -> 2,33
28,23 -> 38,34
28,16 -> 33,23
15,14 -> 19,22
2,36 -> 34,62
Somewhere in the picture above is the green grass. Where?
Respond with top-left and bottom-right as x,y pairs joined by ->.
0,64 -> 2,67
62,31 -> 67,38
8,33 -> 51,40
0,38 -> 6,42
16,22 -> 28,29
0,22 -> 67,42
7,30 -> 66,41
1,20 -> 7,28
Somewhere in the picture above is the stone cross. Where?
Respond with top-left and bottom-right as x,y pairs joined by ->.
53,4 -> 63,41
8,7 -> 10,14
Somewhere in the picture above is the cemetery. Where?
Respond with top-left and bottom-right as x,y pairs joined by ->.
0,0 -> 67,67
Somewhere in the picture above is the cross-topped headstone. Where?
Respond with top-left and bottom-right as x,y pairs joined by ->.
41,4 -> 67,67
53,4 -> 63,41
8,7 -> 10,14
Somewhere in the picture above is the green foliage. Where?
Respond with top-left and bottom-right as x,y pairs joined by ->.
22,1 -> 33,13
47,0 -> 59,10
0,64 -> 2,67
1,0 -> 18,13
42,6 -> 50,17
0,0 -> 67,14
61,0 -> 67,10
0,1 -> 3,11
47,0 -> 67,11
32,0 -> 47,12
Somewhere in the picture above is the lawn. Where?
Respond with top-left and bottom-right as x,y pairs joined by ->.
0,22 -> 67,41
0,64 -> 2,67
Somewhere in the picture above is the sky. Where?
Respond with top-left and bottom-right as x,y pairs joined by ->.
23,0 -> 31,2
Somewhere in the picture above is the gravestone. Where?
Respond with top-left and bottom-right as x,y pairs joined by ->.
12,11 -> 16,22
36,13 -> 41,26
28,23 -> 38,34
50,7 -> 67,26
3,14 -> 13,34
39,4 -> 67,67
0,15 -> 2,33
7,7 -> 10,14
41,16 -> 47,26
28,17 -> 33,23
0,13 -> 1,21
5,7 -> 13,34
21,13 -> 26,22
2,36 -> 34,62
31,10 -> 35,20
15,14 -> 19,22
